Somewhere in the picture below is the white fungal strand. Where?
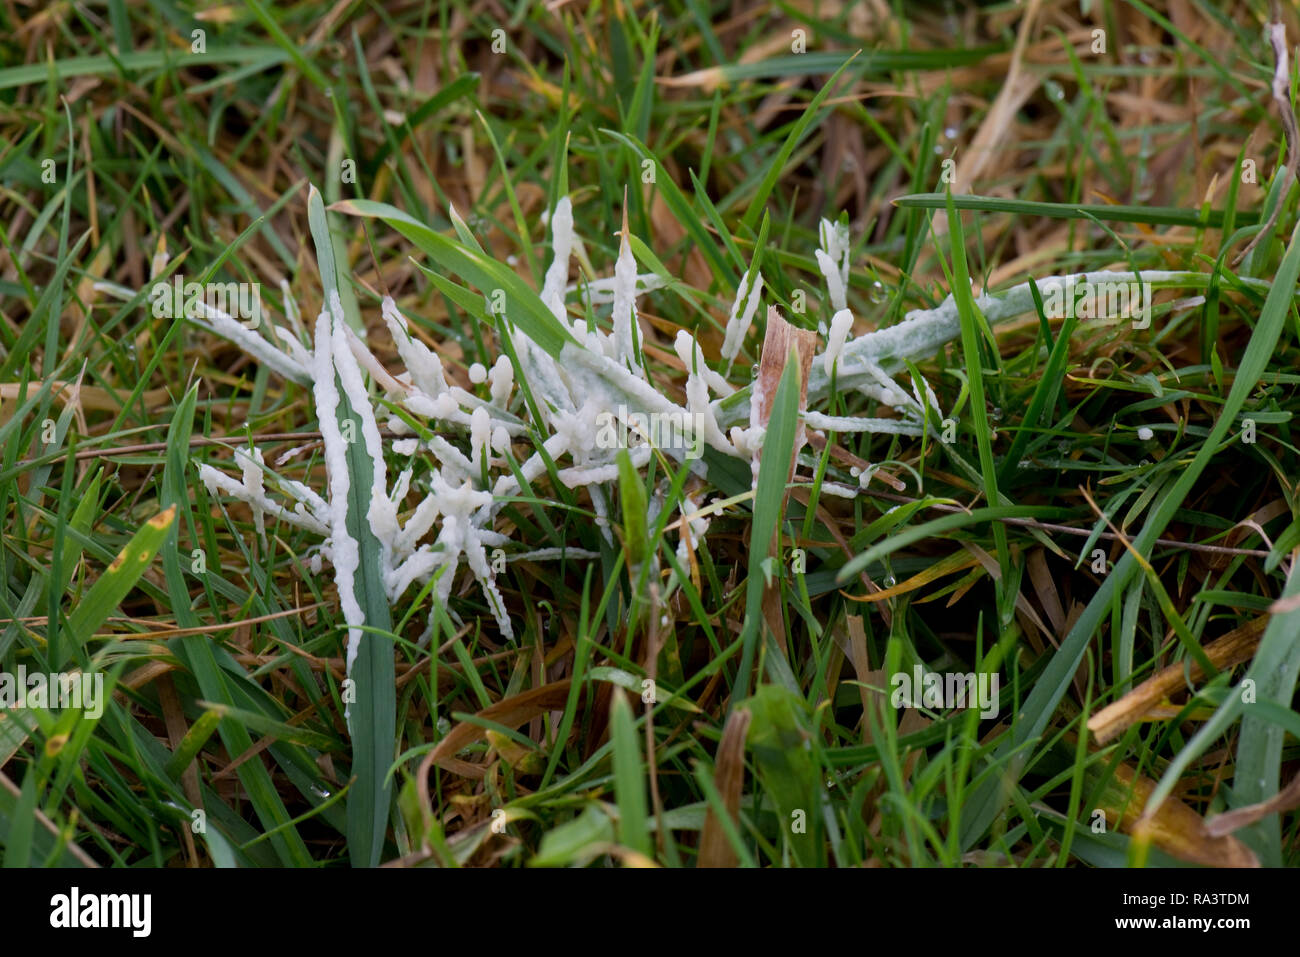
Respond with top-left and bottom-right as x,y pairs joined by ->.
822,308 -> 854,374
817,218 -> 851,313
488,355 -> 514,408
330,292 -> 400,565
235,447 -> 267,540
382,296 -> 449,397
198,462 -> 329,535
720,269 -> 765,362
541,196 -> 576,317
611,225 -> 643,373
198,305 -> 311,384
469,406 -> 491,472
674,330 -> 733,396
311,308 -> 365,696
181,199 -> 1217,742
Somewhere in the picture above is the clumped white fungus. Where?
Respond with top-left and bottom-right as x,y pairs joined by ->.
183,194 -> 1194,722
720,268 -> 764,363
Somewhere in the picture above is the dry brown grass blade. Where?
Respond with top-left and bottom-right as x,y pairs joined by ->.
698,706 -> 751,867
417,680 -> 579,786
1101,762 -> 1259,867
1205,768 -> 1300,837
751,305 -> 817,487
840,550 -> 981,603
1087,615 -> 1268,744
751,307 -> 816,657
931,0 -> 1042,236
1027,548 -> 1066,632
0,381 -> 171,417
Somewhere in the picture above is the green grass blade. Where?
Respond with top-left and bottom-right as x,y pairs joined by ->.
331,198 -> 574,358
309,185 -> 396,869
960,218 -> 1300,848
895,193 -> 1256,229
60,505 -> 175,670
610,689 -> 651,858
735,347 -> 801,701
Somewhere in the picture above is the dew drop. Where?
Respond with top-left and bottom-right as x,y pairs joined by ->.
944,126 -> 959,140
1045,80 -> 1065,102
869,280 -> 887,304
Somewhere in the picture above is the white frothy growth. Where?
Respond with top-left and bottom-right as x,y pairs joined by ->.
271,323 -> 313,372
330,292 -> 400,572
674,329 -> 733,396
150,237 -> 169,279
430,393 -> 458,419
803,411 -> 922,436
198,462 -> 329,535
822,308 -> 854,374
569,272 -> 668,306
672,330 -> 731,451
235,447 -> 267,540
279,278 -> 306,341
674,493 -> 712,570
510,547 -> 601,561
426,473 -> 514,641
611,226 -> 642,372
344,324 -> 407,395
721,269 -> 765,362
541,197 -> 575,317
470,406 -> 492,472
183,194 -> 1229,746
311,308 -> 365,695
199,304 -> 311,384
381,296 -> 448,397
488,355 -> 514,408
817,218 -> 851,313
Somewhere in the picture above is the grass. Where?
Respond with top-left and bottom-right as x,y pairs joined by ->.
0,0 -> 1297,869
